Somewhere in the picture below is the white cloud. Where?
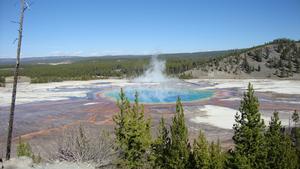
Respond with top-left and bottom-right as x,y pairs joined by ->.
49,50 -> 84,56
48,50 -> 156,57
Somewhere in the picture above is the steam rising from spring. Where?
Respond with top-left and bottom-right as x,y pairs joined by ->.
134,54 -> 175,83
108,54 -> 214,103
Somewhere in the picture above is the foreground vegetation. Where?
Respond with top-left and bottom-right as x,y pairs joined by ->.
112,83 -> 299,169
14,83 -> 300,169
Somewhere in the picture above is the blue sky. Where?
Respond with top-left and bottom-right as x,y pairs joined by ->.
0,0 -> 300,58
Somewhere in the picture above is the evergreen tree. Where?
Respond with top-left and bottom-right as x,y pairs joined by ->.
292,110 -> 299,127
265,47 -> 270,59
254,49 -> 262,62
288,57 -> 293,76
186,143 -> 197,169
266,112 -> 299,169
292,110 -> 300,154
226,149 -> 251,169
151,117 -> 171,169
192,130 -> 210,169
209,140 -> 225,169
295,127 -> 300,159
169,97 -> 190,169
114,88 -> 130,148
295,59 -> 300,73
113,89 -> 152,169
230,83 -> 267,169
265,112 -> 281,168
242,56 -> 251,73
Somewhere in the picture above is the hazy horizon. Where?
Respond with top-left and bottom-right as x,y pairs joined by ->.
0,48 -> 241,59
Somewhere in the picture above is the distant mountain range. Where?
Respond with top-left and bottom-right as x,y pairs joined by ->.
0,50 -> 236,65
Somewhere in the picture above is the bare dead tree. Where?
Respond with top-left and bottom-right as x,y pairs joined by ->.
6,0 -> 27,160
54,126 -> 116,168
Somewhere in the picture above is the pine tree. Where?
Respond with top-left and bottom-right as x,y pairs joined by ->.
266,112 -> 299,169
114,88 -> 130,148
209,140 -> 225,169
169,97 -> 190,169
186,143 -> 196,169
265,47 -> 270,59
227,148 -> 251,169
113,89 -> 152,169
265,111 -> 281,168
292,110 -> 299,127
242,56 -> 251,73
151,117 -> 171,169
295,59 -> 300,73
230,83 -> 267,168
257,65 -> 261,72
292,110 -> 300,157
192,130 -> 210,169
254,49 -> 262,62
288,57 -> 293,76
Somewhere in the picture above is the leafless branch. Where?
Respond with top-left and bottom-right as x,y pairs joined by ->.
13,38 -> 18,44
10,20 -> 20,24
53,126 -> 117,168
24,0 -> 34,11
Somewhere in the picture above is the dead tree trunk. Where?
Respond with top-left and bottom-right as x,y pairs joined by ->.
6,0 -> 26,160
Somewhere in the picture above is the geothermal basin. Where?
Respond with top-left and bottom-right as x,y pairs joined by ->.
0,78 -> 300,156
0,56 -> 300,155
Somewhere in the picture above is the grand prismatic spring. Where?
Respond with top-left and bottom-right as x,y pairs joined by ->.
0,55 -> 300,156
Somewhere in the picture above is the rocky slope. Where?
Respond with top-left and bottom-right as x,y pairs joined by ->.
185,39 -> 300,79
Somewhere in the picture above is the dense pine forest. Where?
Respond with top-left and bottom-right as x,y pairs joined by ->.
0,50 -> 234,83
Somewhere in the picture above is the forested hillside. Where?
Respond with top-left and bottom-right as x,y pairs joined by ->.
1,38 -> 300,84
0,50 -> 233,83
185,39 -> 300,79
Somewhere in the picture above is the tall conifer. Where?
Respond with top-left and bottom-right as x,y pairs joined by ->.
113,89 -> 152,169
192,130 -> 210,169
151,117 -> 171,169
266,112 -> 299,169
209,140 -> 225,169
231,83 -> 267,168
169,97 -> 190,168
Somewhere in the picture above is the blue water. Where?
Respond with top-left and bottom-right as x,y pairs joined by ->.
105,87 -> 213,103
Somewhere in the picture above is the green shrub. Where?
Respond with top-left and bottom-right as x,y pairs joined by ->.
179,72 -> 193,79
0,76 -> 5,87
0,76 -> 5,83
17,137 -> 32,157
32,153 -> 42,164
16,137 -> 42,163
